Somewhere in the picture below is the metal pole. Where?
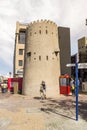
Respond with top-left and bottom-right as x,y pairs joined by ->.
76,61 -> 78,121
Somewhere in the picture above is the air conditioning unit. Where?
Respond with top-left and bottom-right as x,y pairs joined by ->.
82,82 -> 87,92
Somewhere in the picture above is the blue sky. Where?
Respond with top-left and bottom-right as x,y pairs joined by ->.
0,0 -> 87,76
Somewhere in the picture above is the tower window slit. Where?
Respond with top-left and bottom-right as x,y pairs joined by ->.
39,30 -> 41,34
46,30 -> 48,34
39,56 -> 41,60
46,56 -> 48,60
27,52 -> 31,57
27,52 -> 31,61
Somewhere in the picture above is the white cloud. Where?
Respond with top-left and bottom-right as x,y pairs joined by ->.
0,0 -> 87,75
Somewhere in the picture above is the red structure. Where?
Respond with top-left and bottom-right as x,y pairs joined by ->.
59,74 -> 71,95
8,78 -> 23,94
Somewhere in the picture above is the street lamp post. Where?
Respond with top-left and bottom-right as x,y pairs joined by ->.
75,53 -> 79,121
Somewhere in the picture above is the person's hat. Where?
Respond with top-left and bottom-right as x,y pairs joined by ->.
42,81 -> 45,84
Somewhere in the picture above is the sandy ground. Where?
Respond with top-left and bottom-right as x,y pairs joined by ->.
0,92 -> 87,130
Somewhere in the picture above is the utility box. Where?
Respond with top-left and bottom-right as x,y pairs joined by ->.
59,74 -> 71,95
8,78 -> 23,94
82,82 -> 87,92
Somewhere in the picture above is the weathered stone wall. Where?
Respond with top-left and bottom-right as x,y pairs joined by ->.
22,20 -> 60,97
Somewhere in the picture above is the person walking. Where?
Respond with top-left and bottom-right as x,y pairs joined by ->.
40,81 -> 46,100
70,78 -> 75,96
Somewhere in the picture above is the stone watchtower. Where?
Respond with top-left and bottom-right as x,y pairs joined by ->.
22,20 -> 60,97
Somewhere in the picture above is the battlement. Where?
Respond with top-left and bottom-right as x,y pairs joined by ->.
29,19 -> 57,27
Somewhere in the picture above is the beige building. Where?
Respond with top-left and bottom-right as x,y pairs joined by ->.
78,37 -> 87,63
78,37 -> 87,81
14,22 -> 71,78
13,22 -> 27,77
22,20 -> 60,97
13,20 -> 71,97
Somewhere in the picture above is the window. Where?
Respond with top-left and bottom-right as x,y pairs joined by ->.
60,78 -> 66,86
18,30 -> 26,44
19,60 -> 23,66
39,56 -> 41,61
39,30 -> 41,34
27,52 -> 31,61
46,30 -> 48,34
34,58 -> 36,60
27,52 -> 31,57
19,49 -> 23,55
46,56 -> 48,60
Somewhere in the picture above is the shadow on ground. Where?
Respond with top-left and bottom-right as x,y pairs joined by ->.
0,92 -> 11,99
35,96 -> 87,121
33,97 -> 41,100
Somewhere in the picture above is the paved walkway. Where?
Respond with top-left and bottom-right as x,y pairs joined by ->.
0,93 -> 87,130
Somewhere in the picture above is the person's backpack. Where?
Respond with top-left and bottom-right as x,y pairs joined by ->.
72,85 -> 75,90
43,84 -> 46,90
42,84 -> 46,90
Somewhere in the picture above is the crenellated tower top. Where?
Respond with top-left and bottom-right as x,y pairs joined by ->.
28,19 -> 57,27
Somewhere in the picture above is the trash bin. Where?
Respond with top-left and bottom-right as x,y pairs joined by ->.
1,83 -> 7,93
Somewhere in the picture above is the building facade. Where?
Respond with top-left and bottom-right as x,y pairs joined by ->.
13,22 -> 27,77
13,20 -> 71,97
78,37 -> 87,81
78,37 -> 87,62
58,27 -> 71,76
14,23 -> 71,78
22,20 -> 60,97
71,37 -> 87,81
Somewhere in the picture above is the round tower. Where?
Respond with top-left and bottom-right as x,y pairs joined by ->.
22,20 -> 60,97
